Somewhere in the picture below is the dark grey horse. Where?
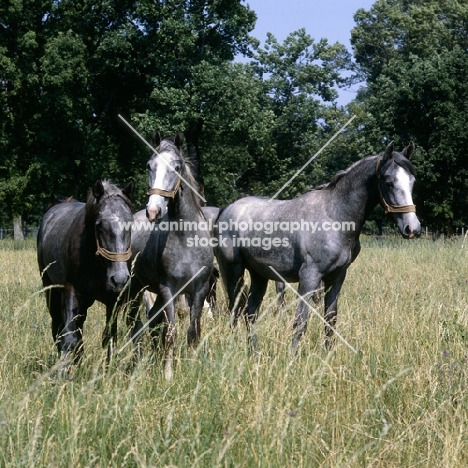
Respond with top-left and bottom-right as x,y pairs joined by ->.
127,132 -> 214,379
37,179 -> 134,361
216,142 -> 421,352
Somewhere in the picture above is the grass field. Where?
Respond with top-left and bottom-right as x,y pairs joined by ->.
1,237 -> 468,467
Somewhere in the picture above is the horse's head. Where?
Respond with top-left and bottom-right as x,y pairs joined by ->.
89,179 -> 135,292
377,141 -> 421,239
146,131 -> 184,223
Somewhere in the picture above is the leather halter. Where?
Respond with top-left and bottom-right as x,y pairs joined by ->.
147,176 -> 181,199
95,232 -> 132,262
376,158 -> 416,214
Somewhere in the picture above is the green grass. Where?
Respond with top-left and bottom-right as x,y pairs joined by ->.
1,237 -> 468,466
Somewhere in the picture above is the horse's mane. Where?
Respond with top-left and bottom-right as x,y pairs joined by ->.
312,156 -> 374,192
158,138 -> 203,214
313,150 -> 415,192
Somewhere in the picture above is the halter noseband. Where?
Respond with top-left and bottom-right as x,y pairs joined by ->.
376,158 -> 416,214
95,232 -> 132,262
147,176 -> 181,199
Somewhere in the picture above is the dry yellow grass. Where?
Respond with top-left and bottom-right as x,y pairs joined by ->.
1,237 -> 468,467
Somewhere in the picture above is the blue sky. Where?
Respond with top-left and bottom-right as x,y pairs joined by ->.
243,0 -> 376,104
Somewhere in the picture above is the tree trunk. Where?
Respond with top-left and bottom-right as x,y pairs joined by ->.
13,214 -> 24,240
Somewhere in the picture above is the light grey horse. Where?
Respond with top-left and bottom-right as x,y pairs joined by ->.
127,132 -> 214,379
216,142 -> 421,352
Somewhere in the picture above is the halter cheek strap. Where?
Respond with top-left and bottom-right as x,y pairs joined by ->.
147,177 -> 181,199
376,158 -> 416,214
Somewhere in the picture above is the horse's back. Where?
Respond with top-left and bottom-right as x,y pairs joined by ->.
219,196 -> 292,224
37,202 -> 85,284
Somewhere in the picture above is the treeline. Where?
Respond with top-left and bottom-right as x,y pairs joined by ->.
1,0 -> 467,234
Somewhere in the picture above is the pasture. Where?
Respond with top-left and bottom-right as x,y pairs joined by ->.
1,237 -> 468,466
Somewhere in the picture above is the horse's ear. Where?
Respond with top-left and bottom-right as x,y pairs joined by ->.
402,141 -> 415,160
92,179 -> 105,199
152,130 -> 161,148
384,141 -> 394,160
122,178 -> 135,199
174,132 -> 184,150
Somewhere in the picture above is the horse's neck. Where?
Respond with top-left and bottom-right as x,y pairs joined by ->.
83,219 -> 97,251
333,157 -> 380,229
174,178 -> 202,221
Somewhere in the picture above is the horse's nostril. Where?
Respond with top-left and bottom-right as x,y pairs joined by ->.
110,273 -> 129,290
404,225 -> 416,239
146,206 -> 160,222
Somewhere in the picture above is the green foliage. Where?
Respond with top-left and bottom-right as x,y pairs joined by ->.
3,0 -> 466,232
0,0 -> 259,223
250,30 -> 353,199
351,0 -> 468,231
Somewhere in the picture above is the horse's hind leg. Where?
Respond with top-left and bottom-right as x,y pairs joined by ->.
323,270 -> 347,350
243,271 -> 268,352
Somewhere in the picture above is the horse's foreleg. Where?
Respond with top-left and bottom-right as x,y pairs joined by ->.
275,281 -> 286,314
121,280 -> 146,360
292,274 -> 322,354
218,256 -> 247,325
206,265 -> 219,312
243,271 -> 268,353
60,283 -> 88,366
323,270 -> 347,350
125,296 -> 143,360
48,288 -> 64,352
149,287 -> 176,380
103,302 -> 119,363
187,281 -> 210,348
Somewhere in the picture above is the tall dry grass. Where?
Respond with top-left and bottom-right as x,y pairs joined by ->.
1,237 -> 468,467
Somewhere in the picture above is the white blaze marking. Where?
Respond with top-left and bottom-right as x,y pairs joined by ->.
394,166 -> 414,205
147,152 -> 172,215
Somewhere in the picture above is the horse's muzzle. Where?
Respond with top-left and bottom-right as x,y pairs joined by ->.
146,206 -> 160,223
108,266 -> 130,293
403,222 -> 421,239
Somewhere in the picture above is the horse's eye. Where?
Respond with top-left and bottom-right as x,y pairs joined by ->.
174,164 -> 181,172
386,182 -> 394,188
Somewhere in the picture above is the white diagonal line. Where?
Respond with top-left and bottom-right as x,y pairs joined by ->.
117,266 -> 207,354
269,266 -> 357,353
268,114 -> 356,202
118,114 -> 207,203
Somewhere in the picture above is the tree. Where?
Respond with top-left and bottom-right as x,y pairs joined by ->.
250,29 -> 353,199
0,0 -> 258,229
134,28 -> 353,207
351,0 -> 468,232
